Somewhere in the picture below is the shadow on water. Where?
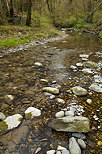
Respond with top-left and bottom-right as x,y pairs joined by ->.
0,32 -> 102,153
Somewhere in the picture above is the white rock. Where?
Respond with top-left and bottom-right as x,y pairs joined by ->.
56,98 -> 65,104
25,107 -> 41,119
42,87 -> 59,94
55,111 -> 64,118
89,84 -> 102,92
5,95 -> 14,102
56,151 -> 62,154
4,114 -> 23,130
77,139 -> 86,149
65,111 -> 74,116
82,68 -> 94,75
50,95 -> 55,99
79,54 -> 89,58
70,65 -> 77,70
69,137 -> 81,154
76,63 -> 83,67
71,86 -> 87,96
57,145 -> 67,151
0,112 -> 6,120
40,79 -> 48,84
62,150 -> 70,154
86,99 -> 92,104
34,62 -> 42,66
47,150 -> 56,154
35,147 -> 41,153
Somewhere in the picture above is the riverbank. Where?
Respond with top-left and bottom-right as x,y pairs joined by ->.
0,24 -> 60,49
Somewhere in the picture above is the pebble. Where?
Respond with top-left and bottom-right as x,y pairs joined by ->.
34,62 -> 43,66
89,84 -> 102,92
55,111 -> 64,118
35,147 -> 41,153
56,98 -> 65,104
50,95 -> 56,99
86,99 -> 92,104
77,139 -> 86,149
42,87 -> 59,94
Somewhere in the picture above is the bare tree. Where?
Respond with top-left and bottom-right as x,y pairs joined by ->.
26,0 -> 32,26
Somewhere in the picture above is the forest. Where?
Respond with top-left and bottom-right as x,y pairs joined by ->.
0,0 -> 102,47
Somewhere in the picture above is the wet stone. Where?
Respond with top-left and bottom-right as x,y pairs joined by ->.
69,137 -> 81,154
55,111 -> 65,118
71,133 -> 86,139
47,150 -> 56,154
42,87 -> 59,94
89,84 -> 102,92
62,149 -> 70,154
77,139 -> 86,149
71,86 -> 87,96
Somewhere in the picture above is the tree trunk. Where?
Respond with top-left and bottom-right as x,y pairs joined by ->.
26,0 -> 32,26
9,0 -> 14,23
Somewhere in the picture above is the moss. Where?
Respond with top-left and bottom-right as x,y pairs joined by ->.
25,112 -> 32,120
0,121 -> 8,133
18,117 -> 23,122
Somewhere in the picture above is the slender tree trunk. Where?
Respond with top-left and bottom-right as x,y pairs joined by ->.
9,0 -> 14,23
26,0 -> 32,26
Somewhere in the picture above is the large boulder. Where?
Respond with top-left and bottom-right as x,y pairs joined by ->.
50,116 -> 90,133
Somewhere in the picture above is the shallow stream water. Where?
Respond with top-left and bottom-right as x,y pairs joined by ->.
0,32 -> 102,154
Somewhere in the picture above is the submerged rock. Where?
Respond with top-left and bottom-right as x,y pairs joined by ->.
4,114 -> 23,130
69,137 -> 81,154
5,95 -> 14,102
76,63 -> 83,67
51,116 -> 90,132
42,87 -> 59,94
86,99 -> 92,104
71,86 -> 87,96
25,107 -> 41,119
72,133 -> 86,139
0,112 -> 6,120
89,84 -> 102,92
65,110 -> 74,116
83,61 -> 99,68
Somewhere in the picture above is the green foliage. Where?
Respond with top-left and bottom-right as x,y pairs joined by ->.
99,31 -> 102,37
0,121 -> 8,133
75,18 -> 86,28
67,16 -> 77,27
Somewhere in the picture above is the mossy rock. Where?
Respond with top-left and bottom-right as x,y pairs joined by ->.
25,112 -> 32,120
0,121 -> 8,133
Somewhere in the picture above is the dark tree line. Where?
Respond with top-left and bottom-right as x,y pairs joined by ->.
0,0 -> 102,28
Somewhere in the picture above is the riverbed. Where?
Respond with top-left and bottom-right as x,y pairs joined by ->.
0,32 -> 102,154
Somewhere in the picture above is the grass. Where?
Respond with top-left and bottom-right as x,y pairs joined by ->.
0,16 -> 59,48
